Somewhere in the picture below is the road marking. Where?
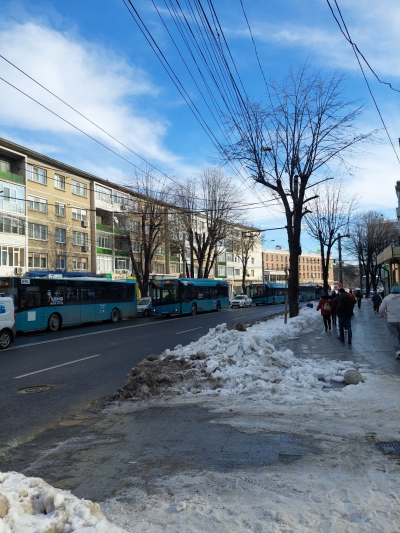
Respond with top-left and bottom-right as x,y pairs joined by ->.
233,316 -> 247,320
14,354 -> 101,379
175,327 -> 203,335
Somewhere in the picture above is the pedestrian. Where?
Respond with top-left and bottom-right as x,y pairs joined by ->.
379,285 -> 400,359
371,291 -> 382,314
355,288 -> 363,309
349,289 -> 356,309
316,293 -> 334,331
336,288 -> 353,345
331,290 -> 337,326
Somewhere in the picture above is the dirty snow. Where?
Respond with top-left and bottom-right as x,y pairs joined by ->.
2,306 -> 400,532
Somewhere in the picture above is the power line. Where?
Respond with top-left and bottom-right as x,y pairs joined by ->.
326,0 -> 400,165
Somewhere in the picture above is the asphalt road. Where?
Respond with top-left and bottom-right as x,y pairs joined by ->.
0,303 -> 286,453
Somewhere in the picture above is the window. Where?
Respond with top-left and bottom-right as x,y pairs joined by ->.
27,164 -> 47,185
131,221 -> 140,233
54,174 -> 65,190
0,246 -> 25,267
71,180 -> 87,197
28,253 -> 47,269
155,263 -> 165,274
0,215 -> 25,235
155,245 -> 164,255
4,187 -> 17,203
0,182 -> 24,214
131,241 -> 141,253
227,266 -> 234,276
27,195 -> 47,213
72,231 -> 88,246
251,257 -> 255,265
28,223 -> 47,240
226,253 -> 234,263
55,228 -> 66,243
95,184 -> 112,203
55,202 -> 65,217
115,258 -> 129,270
251,270 -> 254,276
72,207 -> 87,221
97,233 -> 112,249
72,257 -> 88,270
0,159 -> 12,172
56,255 -> 66,269
97,255 -> 112,273
234,268 -> 240,276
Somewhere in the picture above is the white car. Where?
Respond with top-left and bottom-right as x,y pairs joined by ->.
0,297 -> 16,349
230,295 -> 252,309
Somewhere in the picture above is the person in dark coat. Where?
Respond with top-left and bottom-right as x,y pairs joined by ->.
316,293 -> 334,331
371,291 -> 382,314
355,289 -> 363,309
336,288 -> 353,345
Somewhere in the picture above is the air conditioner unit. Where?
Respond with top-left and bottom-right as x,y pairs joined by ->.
14,267 -> 23,275
81,245 -> 90,252
81,220 -> 89,228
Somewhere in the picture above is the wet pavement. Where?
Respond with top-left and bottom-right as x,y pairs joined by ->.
0,299 -> 398,502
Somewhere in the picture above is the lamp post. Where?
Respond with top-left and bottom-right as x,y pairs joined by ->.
338,233 -> 350,286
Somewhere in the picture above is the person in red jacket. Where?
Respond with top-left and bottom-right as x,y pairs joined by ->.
316,293 -> 334,331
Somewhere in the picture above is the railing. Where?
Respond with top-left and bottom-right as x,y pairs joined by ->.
0,170 -> 24,184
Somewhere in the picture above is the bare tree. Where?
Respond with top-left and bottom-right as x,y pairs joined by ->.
346,212 -> 397,295
230,227 -> 260,294
221,63 -> 376,317
174,167 -> 242,278
304,181 -> 358,292
121,167 -> 169,295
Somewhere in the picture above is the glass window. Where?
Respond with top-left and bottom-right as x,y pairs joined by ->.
95,184 -> 112,202
71,180 -> 87,197
155,263 -> 164,273
72,207 -> 87,221
28,253 -> 47,268
27,195 -> 47,213
115,258 -> 129,270
98,233 -> 112,248
0,159 -> 12,172
28,223 -> 48,240
72,231 -> 88,246
72,257 -> 88,270
55,203 -> 65,217
227,266 -> 234,276
55,228 -> 66,243
155,245 -> 164,255
56,255 -> 66,269
54,174 -> 65,190
27,164 -> 47,185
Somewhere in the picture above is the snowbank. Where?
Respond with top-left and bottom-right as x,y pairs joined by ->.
0,471 -> 127,533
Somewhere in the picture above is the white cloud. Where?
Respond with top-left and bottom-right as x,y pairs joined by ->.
0,20 -> 180,166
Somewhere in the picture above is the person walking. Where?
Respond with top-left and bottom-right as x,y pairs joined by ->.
336,288 -> 353,345
331,290 -> 337,326
349,289 -> 356,310
371,291 -> 382,314
379,285 -> 400,359
316,293 -> 334,331
355,289 -> 363,309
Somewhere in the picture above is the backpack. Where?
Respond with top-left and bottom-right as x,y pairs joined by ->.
323,301 -> 331,312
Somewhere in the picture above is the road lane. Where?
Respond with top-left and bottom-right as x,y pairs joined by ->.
0,304 -> 287,451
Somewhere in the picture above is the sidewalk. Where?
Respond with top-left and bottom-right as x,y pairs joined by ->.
1,302 -> 400,532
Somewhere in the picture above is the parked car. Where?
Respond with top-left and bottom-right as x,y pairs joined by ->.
230,295 -> 252,309
0,297 -> 16,349
137,297 -> 152,317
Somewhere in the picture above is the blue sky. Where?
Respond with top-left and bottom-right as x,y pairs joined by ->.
1,0 -> 400,259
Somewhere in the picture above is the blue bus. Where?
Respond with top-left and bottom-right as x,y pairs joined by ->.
150,278 -> 230,316
247,282 -> 287,305
0,276 -> 137,332
298,284 -> 316,302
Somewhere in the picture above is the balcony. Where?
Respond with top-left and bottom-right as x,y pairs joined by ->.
0,170 -> 24,185
96,223 -> 112,233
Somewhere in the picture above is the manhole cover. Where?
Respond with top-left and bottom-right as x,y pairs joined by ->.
377,442 -> 400,456
17,385 -> 53,394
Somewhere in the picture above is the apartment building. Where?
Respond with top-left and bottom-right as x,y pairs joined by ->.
0,145 -> 27,276
263,246 -> 334,286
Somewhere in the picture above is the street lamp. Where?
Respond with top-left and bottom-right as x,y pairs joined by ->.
338,232 -> 350,286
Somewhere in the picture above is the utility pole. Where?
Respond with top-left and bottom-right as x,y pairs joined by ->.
358,243 -> 363,292
338,233 -> 343,286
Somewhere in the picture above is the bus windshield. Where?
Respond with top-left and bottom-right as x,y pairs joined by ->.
150,280 -> 179,305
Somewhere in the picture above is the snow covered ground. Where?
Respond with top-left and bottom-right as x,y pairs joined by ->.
2,307 -> 400,532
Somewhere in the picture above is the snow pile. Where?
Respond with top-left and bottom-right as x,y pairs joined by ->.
114,307 -> 359,402
0,471 -> 127,533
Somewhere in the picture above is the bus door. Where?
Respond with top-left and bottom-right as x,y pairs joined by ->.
80,285 -> 96,323
66,285 -> 81,325
18,284 -> 45,331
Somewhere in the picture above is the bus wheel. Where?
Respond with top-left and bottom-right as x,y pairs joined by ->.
216,301 -> 221,312
191,304 -> 197,316
143,309 -> 150,318
48,313 -> 61,332
0,330 -> 11,349
111,308 -> 119,323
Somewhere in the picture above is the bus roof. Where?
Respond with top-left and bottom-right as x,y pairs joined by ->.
152,278 -> 228,286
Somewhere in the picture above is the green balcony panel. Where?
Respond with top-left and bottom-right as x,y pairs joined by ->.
96,248 -> 113,255
96,224 -> 113,233
0,170 -> 25,184
115,250 -> 129,257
